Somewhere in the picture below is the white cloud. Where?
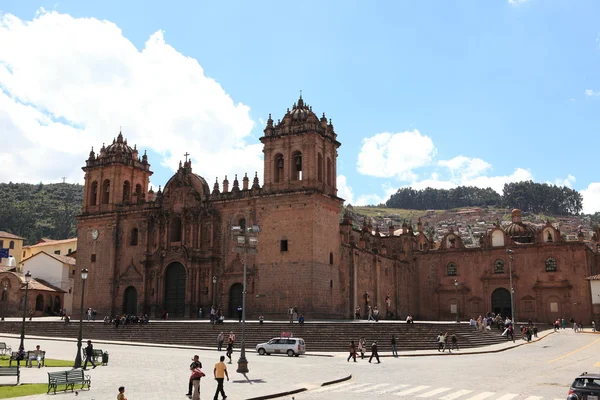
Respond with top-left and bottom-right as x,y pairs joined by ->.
554,174 -> 576,188
337,175 -> 354,204
0,10 -> 260,184
438,155 -> 491,181
581,183 -> 600,214
585,89 -> 600,96
508,0 -> 530,4
357,130 -> 436,179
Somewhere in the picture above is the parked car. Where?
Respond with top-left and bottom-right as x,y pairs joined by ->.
568,372 -> 600,400
255,337 -> 306,357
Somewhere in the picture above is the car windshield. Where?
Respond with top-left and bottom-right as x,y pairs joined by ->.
573,378 -> 600,388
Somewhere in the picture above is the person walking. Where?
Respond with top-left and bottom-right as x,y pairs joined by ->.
450,333 -> 459,351
391,335 -> 398,357
82,340 -> 97,370
368,341 -> 380,363
347,340 -> 357,362
213,355 -> 229,400
436,332 -> 445,352
217,332 -> 224,352
226,337 -> 234,363
237,305 -> 243,322
358,337 -> 366,359
185,355 -> 202,398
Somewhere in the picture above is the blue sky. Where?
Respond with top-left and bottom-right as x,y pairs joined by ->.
1,1 -> 600,211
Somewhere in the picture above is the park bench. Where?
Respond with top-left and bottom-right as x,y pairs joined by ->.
0,342 -> 11,355
82,348 -> 103,363
9,350 -> 46,367
0,366 -> 20,385
47,369 -> 91,394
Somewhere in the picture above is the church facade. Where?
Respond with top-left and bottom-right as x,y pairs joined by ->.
74,96 -> 599,323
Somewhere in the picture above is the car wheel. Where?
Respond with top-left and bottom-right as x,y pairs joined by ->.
287,349 -> 294,357
258,348 -> 266,356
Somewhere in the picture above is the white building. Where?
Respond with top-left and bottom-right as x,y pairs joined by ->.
21,251 -> 76,314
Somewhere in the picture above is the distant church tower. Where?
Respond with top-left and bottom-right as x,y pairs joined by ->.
82,131 -> 153,213
261,94 -> 340,197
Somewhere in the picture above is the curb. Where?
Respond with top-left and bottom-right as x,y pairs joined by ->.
246,388 -> 307,400
321,374 -> 352,386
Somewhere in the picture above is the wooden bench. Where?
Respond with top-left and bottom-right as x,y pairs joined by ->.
0,342 -> 11,355
47,369 -> 91,394
9,350 -> 46,367
0,366 -> 20,385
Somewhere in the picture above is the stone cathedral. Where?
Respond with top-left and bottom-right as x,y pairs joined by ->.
74,95 -> 599,323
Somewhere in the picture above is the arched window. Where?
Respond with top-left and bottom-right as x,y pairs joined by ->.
102,179 -> 111,204
326,158 -> 332,186
35,294 -> 43,311
447,262 -> 457,276
9,241 -> 14,249
135,184 -> 142,202
494,259 -> 504,274
318,153 -> 323,182
274,154 -> 284,183
130,228 -> 139,246
171,217 -> 182,242
545,257 -> 557,272
122,181 -> 131,203
291,151 -> 302,181
329,252 -> 334,265
90,181 -> 98,206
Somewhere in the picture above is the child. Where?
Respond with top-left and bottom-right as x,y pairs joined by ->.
117,386 -> 127,400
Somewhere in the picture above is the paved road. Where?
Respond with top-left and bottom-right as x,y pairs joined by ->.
0,329 -> 596,400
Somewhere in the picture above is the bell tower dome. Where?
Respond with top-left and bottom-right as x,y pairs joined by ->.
260,94 -> 341,197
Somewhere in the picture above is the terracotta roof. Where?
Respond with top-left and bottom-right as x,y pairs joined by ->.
586,274 -> 600,281
0,265 -> 17,273
23,237 -> 77,249
23,278 -> 65,293
0,231 -> 24,240
21,251 -> 76,266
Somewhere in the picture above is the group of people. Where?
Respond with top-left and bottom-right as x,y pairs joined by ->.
185,353 -> 230,400
287,306 -> 305,324
553,317 -> 594,332
216,331 -> 237,363
104,314 -> 150,327
346,335 -> 405,363
210,306 -> 226,325
436,332 -> 460,353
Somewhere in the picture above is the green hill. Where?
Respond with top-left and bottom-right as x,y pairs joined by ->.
0,182 -> 84,245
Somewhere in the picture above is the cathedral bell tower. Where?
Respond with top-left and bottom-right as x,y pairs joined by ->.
82,130 -> 153,214
260,94 -> 341,197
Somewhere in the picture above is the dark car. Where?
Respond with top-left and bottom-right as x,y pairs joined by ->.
568,372 -> 600,400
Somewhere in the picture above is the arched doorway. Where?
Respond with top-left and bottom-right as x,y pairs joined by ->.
228,283 -> 243,318
491,288 -> 512,318
53,296 -> 61,314
123,286 -> 137,315
165,262 -> 186,317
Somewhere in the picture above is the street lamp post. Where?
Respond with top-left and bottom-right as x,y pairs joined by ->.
73,268 -> 88,369
212,276 -> 217,307
18,271 -> 32,365
1,283 -> 7,321
454,280 -> 459,323
506,249 -> 516,323
231,220 -> 259,374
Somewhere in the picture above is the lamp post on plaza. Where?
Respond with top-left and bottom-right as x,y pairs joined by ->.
454,280 -> 459,323
73,268 -> 88,369
1,283 -> 7,321
506,249 -> 516,323
212,276 -> 217,307
18,271 -> 32,364
231,220 -> 259,374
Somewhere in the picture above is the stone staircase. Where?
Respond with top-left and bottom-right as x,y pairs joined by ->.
0,320 -> 527,352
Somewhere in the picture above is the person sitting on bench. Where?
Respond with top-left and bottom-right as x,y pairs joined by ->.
28,345 -> 43,368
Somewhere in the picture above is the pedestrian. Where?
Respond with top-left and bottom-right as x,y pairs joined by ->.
347,340 -> 357,362
226,337 -> 234,363
199,307 -> 203,319
87,308 -> 92,321
436,332 -> 445,352
450,333 -> 459,351
391,335 -> 398,357
533,325 -> 538,338
237,305 -> 242,322
213,355 -> 229,400
354,306 -> 361,320
358,337 -> 366,359
185,355 -> 202,398
217,332 -> 224,352
117,386 -> 127,400
593,321 -> 597,332
288,306 -> 294,324
82,340 -> 97,370
190,361 -> 205,400
369,341 -> 380,363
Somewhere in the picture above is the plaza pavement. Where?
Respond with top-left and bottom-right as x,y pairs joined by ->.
0,325 -> 588,400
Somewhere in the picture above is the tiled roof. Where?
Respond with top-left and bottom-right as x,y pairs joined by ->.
23,278 -> 65,293
21,251 -> 76,266
0,231 -> 24,240
23,237 -> 77,248
586,274 -> 600,281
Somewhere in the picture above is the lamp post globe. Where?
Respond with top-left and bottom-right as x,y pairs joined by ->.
74,268 -> 88,369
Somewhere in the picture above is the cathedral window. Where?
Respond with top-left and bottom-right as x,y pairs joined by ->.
9,241 -> 14,249
122,181 -> 131,203
447,262 -> 457,276
494,259 -> 504,274
135,184 -> 142,196
102,179 -> 111,204
171,217 -> 182,242
54,250 -> 60,255
131,228 -> 139,246
1,289 -> 6,301
90,181 -> 98,206
545,257 -> 557,272
291,151 -> 302,181
330,252 -> 334,265
280,240 -> 288,252
274,154 -> 284,183
91,254 -> 96,263
326,158 -> 332,186
318,153 -> 323,182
